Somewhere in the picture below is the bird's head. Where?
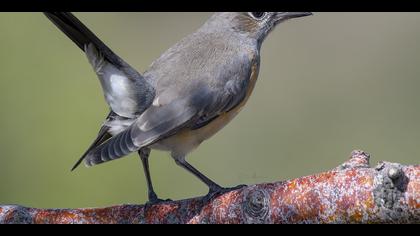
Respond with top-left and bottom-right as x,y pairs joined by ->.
203,12 -> 312,44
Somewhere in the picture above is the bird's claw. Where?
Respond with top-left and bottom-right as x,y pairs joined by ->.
202,184 -> 247,202
144,197 -> 173,209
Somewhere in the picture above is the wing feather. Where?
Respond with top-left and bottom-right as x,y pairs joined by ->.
84,98 -> 197,166
44,12 -> 155,118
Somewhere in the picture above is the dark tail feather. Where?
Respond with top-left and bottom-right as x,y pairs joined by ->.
44,12 -> 101,51
44,12 -> 123,67
71,125 -> 112,171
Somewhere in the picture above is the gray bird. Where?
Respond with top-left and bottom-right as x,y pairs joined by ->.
44,12 -> 312,204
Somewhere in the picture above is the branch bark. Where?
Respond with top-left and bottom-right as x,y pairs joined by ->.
1,150 -> 419,224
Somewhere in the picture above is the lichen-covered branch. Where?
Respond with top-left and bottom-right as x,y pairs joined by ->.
1,150 -> 419,224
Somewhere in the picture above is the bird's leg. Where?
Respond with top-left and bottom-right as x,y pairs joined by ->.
174,157 -> 246,202
138,148 -> 170,204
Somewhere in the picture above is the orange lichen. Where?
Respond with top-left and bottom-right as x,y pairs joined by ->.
408,179 -> 420,209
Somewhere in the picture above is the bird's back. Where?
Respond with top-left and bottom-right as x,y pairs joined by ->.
143,28 -> 259,106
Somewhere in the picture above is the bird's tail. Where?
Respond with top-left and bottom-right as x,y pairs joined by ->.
44,12 -> 106,52
44,12 -> 126,68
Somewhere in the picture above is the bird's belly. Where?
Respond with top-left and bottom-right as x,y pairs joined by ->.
151,105 -> 244,156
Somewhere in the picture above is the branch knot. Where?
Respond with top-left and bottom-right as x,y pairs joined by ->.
242,187 -> 270,224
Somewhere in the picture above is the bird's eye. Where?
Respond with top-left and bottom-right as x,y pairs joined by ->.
249,12 -> 267,19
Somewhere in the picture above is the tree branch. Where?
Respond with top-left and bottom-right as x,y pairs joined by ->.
1,150 -> 419,224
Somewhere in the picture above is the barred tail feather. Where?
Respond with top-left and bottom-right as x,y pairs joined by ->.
85,128 -> 139,167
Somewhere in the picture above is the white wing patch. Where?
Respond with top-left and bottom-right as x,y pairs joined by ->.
110,74 -> 130,96
105,117 -> 135,136
107,74 -> 137,115
152,96 -> 161,107
85,43 -> 139,118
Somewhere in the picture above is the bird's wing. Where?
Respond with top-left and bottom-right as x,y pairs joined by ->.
83,58 -> 257,167
85,97 -> 198,166
44,12 -> 155,118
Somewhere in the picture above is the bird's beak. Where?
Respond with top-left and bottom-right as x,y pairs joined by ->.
275,12 -> 313,22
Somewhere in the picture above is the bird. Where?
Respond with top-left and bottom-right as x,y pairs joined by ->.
44,12 -> 312,204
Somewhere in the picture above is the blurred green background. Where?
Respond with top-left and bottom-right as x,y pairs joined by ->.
0,12 -> 420,209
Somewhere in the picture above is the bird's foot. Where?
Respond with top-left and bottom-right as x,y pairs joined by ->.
144,191 -> 173,208
144,197 -> 173,210
202,184 -> 247,203
147,197 -> 173,205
